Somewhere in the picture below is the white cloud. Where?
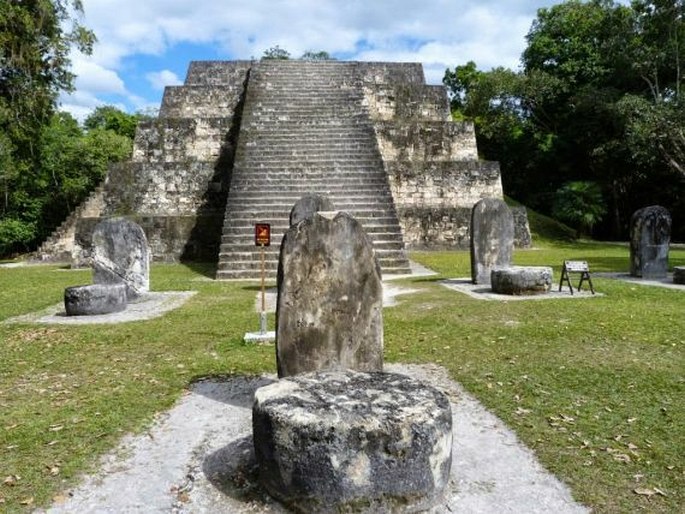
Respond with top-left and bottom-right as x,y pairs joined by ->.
71,54 -> 126,94
69,0 -> 562,112
146,70 -> 182,91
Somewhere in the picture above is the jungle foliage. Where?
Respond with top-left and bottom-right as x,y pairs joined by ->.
444,0 -> 685,240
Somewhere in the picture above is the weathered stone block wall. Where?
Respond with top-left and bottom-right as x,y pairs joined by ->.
184,60 -> 253,85
356,62 -> 425,85
364,84 -> 450,121
399,205 -> 531,250
375,122 -> 479,162
398,207 -> 472,249
512,206 -> 532,248
160,85 -> 245,118
132,118 -> 234,163
75,214 -> 223,262
386,161 -> 503,208
103,162 -> 224,217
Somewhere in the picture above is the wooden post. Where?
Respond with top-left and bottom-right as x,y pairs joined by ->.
261,244 -> 266,313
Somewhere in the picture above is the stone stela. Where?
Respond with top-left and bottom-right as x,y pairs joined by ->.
630,205 -> 671,279
470,198 -> 515,285
64,218 -> 150,316
250,204 -> 453,511
275,210 -> 383,378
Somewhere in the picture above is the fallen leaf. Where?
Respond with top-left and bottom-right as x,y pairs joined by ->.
634,487 -> 666,497
3,475 -> 19,486
613,453 -> 632,463
515,407 -> 531,415
19,497 -> 34,506
48,466 -> 60,476
49,424 -> 64,432
52,494 -> 68,504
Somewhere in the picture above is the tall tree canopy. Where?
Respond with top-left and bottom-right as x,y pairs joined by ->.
445,0 -> 685,239
0,0 -> 96,255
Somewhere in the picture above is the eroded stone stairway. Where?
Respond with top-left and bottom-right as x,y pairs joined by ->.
216,61 -> 411,279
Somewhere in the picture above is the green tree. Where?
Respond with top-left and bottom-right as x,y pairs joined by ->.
84,105 -> 144,140
300,50 -> 335,61
261,45 -> 290,60
552,181 -> 607,236
0,0 -> 95,255
40,111 -> 131,216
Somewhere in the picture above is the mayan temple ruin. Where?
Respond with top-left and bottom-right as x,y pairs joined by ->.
37,59 -> 512,279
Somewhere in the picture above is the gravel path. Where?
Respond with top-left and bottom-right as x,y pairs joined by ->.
39,364 -> 588,514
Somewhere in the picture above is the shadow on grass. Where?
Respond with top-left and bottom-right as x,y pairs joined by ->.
181,261 -> 218,279
241,284 -> 277,292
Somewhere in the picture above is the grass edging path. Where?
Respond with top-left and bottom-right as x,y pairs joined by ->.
0,243 -> 683,513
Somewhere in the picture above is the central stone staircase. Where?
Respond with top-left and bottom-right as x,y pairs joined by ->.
216,61 -> 411,279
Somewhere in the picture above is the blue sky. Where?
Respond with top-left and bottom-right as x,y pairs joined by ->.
61,0 -> 573,120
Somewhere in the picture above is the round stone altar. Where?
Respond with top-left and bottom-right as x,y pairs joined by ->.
252,370 -> 453,513
64,283 -> 127,316
490,266 -> 553,295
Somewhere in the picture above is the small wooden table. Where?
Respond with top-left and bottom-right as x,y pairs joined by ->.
559,260 -> 594,294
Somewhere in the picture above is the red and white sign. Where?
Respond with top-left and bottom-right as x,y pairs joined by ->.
255,223 -> 271,246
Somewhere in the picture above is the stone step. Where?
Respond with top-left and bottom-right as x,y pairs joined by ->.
221,209 -> 396,221
242,141 -> 377,150
235,166 -> 384,174
217,59 -> 411,279
220,231 -> 403,244
226,200 -> 394,210
216,250 -> 408,270
215,260 -> 411,280
223,218 -> 398,233
239,125 -> 374,134
229,176 -> 389,184
218,240 -> 405,260
228,187 -> 391,196
239,143 -> 379,152
229,188 -> 392,197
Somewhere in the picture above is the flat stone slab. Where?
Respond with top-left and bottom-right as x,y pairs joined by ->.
440,278 -> 603,301
64,283 -> 127,316
594,272 -> 685,291
5,292 -> 196,325
252,370 -> 453,513
244,331 -> 276,344
491,266 -> 553,295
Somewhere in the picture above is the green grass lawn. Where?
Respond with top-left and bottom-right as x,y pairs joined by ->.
1,243 -> 683,513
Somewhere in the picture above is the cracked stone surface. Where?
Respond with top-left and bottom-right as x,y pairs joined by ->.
252,370 -> 452,513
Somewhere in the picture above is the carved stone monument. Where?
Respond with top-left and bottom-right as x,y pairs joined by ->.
470,198 -> 515,284
630,205 -> 671,279
252,370 -> 453,513
491,266 -> 553,295
289,193 -> 335,226
92,218 -> 150,299
64,283 -> 127,316
276,211 -> 383,378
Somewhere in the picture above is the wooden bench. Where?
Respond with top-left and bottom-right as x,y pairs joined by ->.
559,260 -> 594,294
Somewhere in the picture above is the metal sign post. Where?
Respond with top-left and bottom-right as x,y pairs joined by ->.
255,223 -> 271,335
